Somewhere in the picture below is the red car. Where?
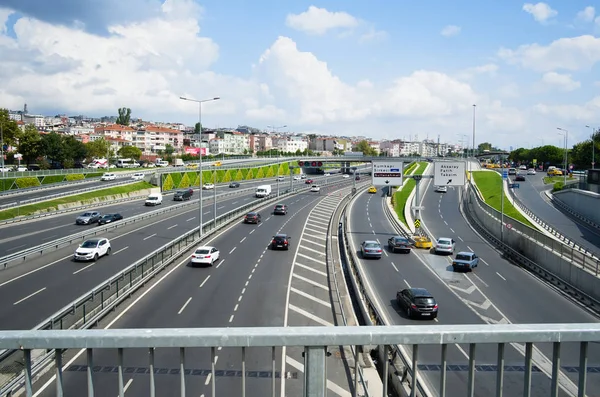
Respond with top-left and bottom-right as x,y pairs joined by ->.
305,179 -> 313,184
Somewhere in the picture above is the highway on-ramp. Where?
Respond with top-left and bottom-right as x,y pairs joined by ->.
418,179 -> 600,396
32,182 -> 356,397
509,172 -> 600,254
0,174 -> 337,257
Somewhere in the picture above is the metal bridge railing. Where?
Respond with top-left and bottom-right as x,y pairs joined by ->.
0,324 -> 598,397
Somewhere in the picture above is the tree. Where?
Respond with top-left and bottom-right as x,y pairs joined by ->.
17,124 -> 42,165
116,107 -> 131,126
63,136 -> 87,165
0,109 -> 21,147
478,142 -> 493,151
86,138 -> 111,159
194,122 -> 202,134
164,144 -> 175,156
41,132 -> 65,165
354,140 -> 377,156
118,145 -> 142,160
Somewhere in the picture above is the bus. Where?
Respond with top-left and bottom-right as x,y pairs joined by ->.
116,158 -> 137,168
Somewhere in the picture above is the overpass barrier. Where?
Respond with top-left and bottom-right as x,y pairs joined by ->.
462,182 -> 600,312
1,324 -> 597,397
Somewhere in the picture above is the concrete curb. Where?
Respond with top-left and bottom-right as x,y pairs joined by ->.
403,164 -> 422,234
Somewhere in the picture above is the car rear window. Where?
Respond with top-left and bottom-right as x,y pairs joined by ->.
365,243 -> 379,248
195,249 -> 209,255
456,254 -> 472,261
414,297 -> 435,305
438,239 -> 451,245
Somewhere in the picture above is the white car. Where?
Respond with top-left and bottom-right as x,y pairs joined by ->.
131,173 -> 144,180
203,183 -> 215,190
15,166 -> 28,172
276,176 -> 285,181
324,172 -> 331,176
190,246 -> 220,266
293,175 -> 302,181
101,173 -> 116,181
342,174 -> 350,178
527,168 -> 536,175
435,237 -> 456,255
310,185 -> 321,192
74,238 -> 111,261
435,186 -> 448,193
519,165 -> 527,170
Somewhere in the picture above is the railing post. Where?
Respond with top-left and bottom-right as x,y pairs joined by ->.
304,346 -> 327,397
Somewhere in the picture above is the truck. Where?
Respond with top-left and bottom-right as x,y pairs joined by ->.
155,158 -> 169,167
88,158 -> 109,169
173,159 -> 185,167
255,185 -> 272,198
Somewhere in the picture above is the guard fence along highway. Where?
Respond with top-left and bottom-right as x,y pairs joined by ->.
469,180 -> 600,277
506,181 -> 600,258
463,182 -> 600,313
546,190 -> 600,232
0,185 -> 262,268
0,179 -> 344,396
340,184 -> 429,397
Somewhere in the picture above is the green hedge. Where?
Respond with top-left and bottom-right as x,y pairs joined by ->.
65,174 -> 85,181
15,177 -> 41,189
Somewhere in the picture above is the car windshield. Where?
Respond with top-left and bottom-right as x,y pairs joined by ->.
195,249 -> 209,255
81,241 -> 99,248
148,197 -> 157,200
456,254 -> 472,261
81,213 -> 93,217
101,215 -> 112,218
414,297 -> 435,305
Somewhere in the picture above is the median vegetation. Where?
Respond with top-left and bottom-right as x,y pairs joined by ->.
471,171 -> 533,227
391,162 -> 428,227
0,173 -> 106,192
0,182 -> 154,221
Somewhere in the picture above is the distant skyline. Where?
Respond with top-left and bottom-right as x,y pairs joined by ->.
1,0 -> 599,150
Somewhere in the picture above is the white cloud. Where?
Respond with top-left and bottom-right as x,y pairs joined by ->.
498,35 -> 600,71
522,2 -> 558,23
497,83 -> 520,98
441,25 -> 461,37
359,28 -> 388,43
541,72 -> 581,91
0,8 -> 14,33
457,63 -> 499,80
577,6 -> 595,22
285,6 -> 359,35
533,96 -> 600,122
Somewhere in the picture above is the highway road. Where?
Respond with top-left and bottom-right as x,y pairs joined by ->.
32,182 -> 357,397
0,175 -> 349,330
509,172 -> 600,254
346,184 -> 600,397
0,174 -> 338,257
418,179 -> 600,396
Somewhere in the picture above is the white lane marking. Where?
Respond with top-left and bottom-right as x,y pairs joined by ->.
112,246 -> 128,255
290,287 -> 331,308
449,228 -> 455,233
42,234 -> 58,241
383,250 -> 389,257
299,245 -> 325,256
391,262 -> 399,272
443,220 -> 448,225
199,275 -> 210,288
240,237 -> 246,243
186,217 -> 195,222
295,263 -> 327,277
234,304 -> 239,312
249,229 -> 255,234
143,233 -> 156,241
404,279 -> 411,288
178,297 -> 192,315
467,245 -> 474,251
229,314 -> 234,323
204,211 -> 210,215
285,356 -> 351,397
205,373 -> 212,385
167,224 -> 178,230
440,215 -> 443,219
471,273 -> 489,288
480,258 -> 490,266
292,274 -> 329,290
369,223 -> 373,228
455,344 -> 470,359
301,238 -> 326,248
496,272 -> 507,281
232,201 -> 238,205
216,259 -> 224,269
297,252 -> 326,265
116,379 -> 134,396
72,263 -> 95,275
6,244 -> 25,252
229,247 -> 237,254
434,318 -> 439,322
14,287 -> 47,305
458,236 -> 464,242
218,206 -> 225,210
288,304 -> 333,326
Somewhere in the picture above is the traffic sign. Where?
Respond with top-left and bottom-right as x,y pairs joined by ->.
372,161 -> 403,186
506,223 -> 512,230
413,175 -> 422,181
433,161 -> 466,186
414,219 -> 421,228
502,170 -> 508,179
509,183 -> 520,189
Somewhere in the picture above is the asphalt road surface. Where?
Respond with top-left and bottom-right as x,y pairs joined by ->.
32,182 -> 356,397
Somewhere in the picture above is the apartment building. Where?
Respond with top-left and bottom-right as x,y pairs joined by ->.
274,136 -> 308,153
250,134 -> 273,153
215,131 -> 250,154
309,137 -> 346,152
22,114 -> 45,127
380,140 -> 402,157
94,124 -> 183,155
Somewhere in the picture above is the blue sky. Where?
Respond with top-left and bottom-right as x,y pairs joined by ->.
1,0 -> 599,149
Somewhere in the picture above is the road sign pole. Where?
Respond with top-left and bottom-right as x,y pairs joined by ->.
414,177 -> 421,233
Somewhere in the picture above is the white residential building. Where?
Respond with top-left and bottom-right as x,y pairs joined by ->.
380,140 -> 401,157
209,138 -> 225,154
215,131 -> 250,154
22,114 -> 45,127
275,136 -> 308,153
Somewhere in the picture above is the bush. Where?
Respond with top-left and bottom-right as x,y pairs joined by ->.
552,182 -> 564,192
41,175 -> 65,185
65,174 -> 84,181
179,173 -> 191,188
0,178 -> 16,191
162,174 -> 174,191
15,177 -> 41,189
85,172 -> 104,178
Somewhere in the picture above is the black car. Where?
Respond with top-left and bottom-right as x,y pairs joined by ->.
355,175 -> 361,180
271,233 -> 291,250
98,213 -> 123,225
515,174 -> 525,181
244,212 -> 261,224
273,204 -> 288,215
396,288 -> 438,319
173,188 -> 194,201
229,182 -> 240,188
388,236 -> 412,253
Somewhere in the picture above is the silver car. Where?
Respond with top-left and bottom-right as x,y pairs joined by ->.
76,211 -> 101,225
435,186 -> 448,193
361,241 -> 382,259
434,237 -> 455,255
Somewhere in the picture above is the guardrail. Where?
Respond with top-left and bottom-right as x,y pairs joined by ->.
469,180 -> 600,276
0,186 -> 264,266
340,185 -> 429,397
506,179 -> 600,256
546,190 -> 600,232
0,178 -> 349,395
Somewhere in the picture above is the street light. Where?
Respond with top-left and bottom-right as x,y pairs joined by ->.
586,125 -> 597,169
472,104 -> 477,158
179,96 -> 220,237
213,163 -> 218,228
557,127 -> 568,186
289,165 -> 296,193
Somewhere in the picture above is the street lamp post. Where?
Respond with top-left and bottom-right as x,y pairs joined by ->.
586,125 -> 596,169
472,104 -> 476,158
179,96 -> 220,237
557,127 -> 568,186
213,165 -> 218,228
289,166 -> 296,193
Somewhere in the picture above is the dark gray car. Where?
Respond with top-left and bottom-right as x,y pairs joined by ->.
173,189 -> 193,201
76,211 -> 101,225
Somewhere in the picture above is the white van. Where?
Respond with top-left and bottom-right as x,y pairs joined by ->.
145,193 -> 163,206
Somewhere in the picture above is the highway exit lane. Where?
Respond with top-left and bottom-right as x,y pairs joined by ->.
419,181 -> 600,395
32,184 -> 348,397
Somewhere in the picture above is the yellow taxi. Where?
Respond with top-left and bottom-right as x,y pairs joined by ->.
368,186 -> 377,194
186,163 -> 199,169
